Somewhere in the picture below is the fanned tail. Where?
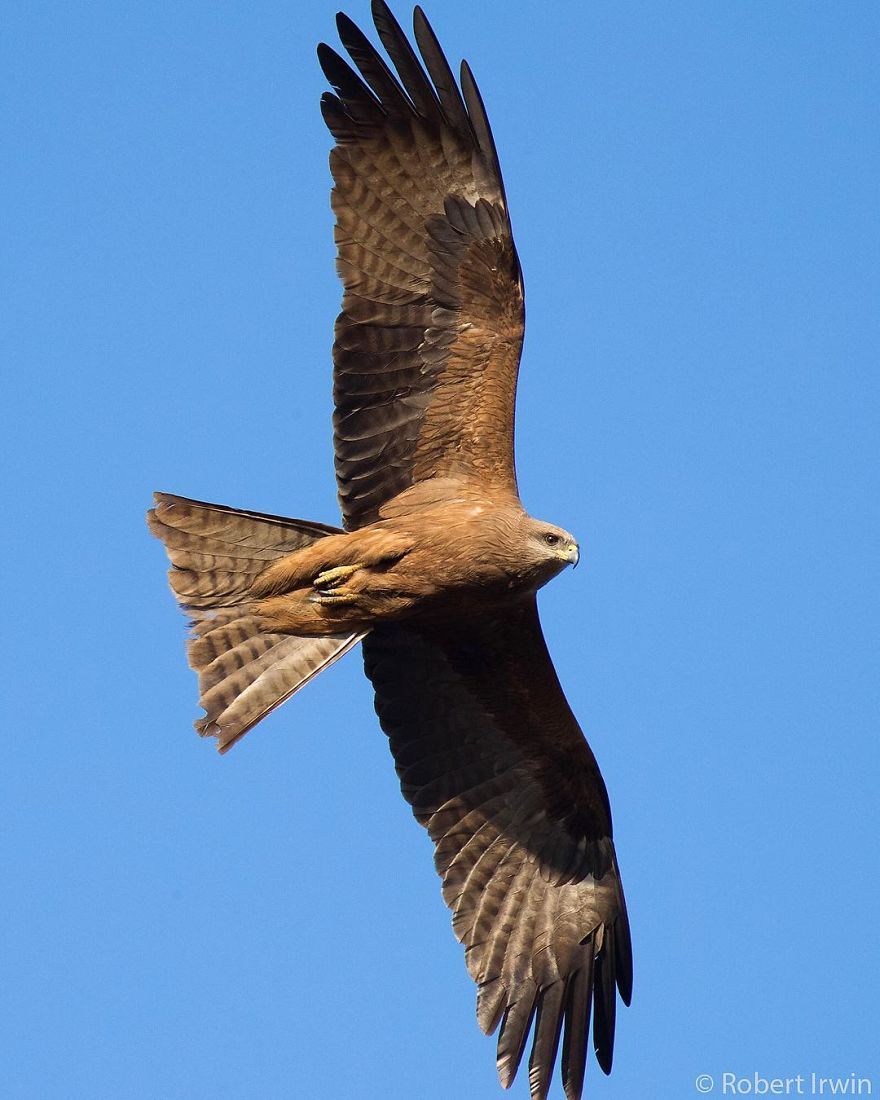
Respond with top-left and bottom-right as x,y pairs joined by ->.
147,493 -> 364,752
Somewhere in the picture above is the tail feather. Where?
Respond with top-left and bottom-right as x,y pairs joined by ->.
149,493 -> 338,562
194,631 -> 363,752
147,492 -> 364,752
197,621 -> 282,693
169,567 -> 260,608
187,608 -> 263,669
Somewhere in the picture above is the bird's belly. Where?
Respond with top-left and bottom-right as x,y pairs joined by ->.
370,549 -> 535,625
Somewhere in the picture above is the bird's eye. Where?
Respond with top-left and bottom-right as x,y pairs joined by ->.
544,533 -> 559,546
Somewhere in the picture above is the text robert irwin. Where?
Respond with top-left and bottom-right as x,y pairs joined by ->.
697,1073 -> 873,1095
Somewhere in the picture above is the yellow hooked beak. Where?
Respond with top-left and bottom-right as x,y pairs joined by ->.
563,542 -> 580,568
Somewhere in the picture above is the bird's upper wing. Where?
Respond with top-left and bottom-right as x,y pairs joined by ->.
363,599 -> 632,1100
320,2 -> 525,530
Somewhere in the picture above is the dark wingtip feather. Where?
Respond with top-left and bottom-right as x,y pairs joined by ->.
411,4 -> 471,134
336,10 -> 413,114
591,931 -> 617,1075
370,0 -> 442,119
528,981 -> 566,1100
497,993 -> 537,1089
317,41 -> 350,85
561,952 -> 593,1100
460,59 -> 507,204
614,903 -> 634,1007
318,41 -> 383,115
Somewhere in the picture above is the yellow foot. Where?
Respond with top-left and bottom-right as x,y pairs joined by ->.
310,589 -> 359,607
313,563 -> 363,591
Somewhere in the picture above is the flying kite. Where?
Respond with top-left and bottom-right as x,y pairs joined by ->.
148,4 -> 632,1097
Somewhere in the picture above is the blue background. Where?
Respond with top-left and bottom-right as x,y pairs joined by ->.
4,2 -> 878,1097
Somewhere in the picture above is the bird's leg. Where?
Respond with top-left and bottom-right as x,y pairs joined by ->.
313,562 -> 363,591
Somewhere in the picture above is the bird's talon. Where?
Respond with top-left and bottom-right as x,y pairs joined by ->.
312,589 -> 358,606
313,563 -> 362,590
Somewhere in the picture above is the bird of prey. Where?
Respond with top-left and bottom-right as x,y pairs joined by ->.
147,4 -> 632,1098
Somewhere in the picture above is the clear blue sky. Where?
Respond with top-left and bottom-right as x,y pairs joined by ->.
3,2 -> 878,1098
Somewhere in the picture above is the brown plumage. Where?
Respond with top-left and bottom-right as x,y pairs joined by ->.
147,5 -> 631,1098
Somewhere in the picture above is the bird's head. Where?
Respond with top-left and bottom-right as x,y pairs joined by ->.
524,517 -> 580,582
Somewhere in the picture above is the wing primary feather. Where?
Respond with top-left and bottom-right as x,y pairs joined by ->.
412,6 -> 472,135
319,90 -> 350,137
528,981 -> 566,1100
336,12 -> 414,115
371,0 -> 442,119
561,945 -> 594,1100
592,928 -> 617,1075
476,975 -> 507,1037
317,42 -> 384,117
614,892 -> 634,1006
460,60 -> 508,205
497,989 -> 538,1089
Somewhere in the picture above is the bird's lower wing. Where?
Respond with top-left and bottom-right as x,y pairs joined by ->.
362,599 -> 631,1100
